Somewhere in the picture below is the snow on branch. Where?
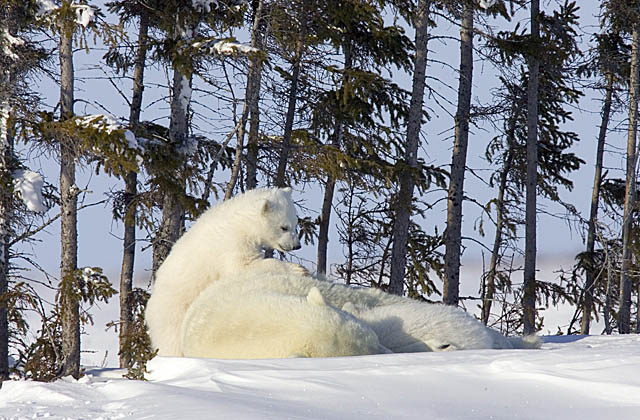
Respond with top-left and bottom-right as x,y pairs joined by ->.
74,4 -> 95,28
478,0 -> 497,10
75,114 -> 141,150
35,1 -> 96,28
13,170 -> 47,213
191,39 -> 260,56
1,28 -> 25,61
192,0 -> 219,13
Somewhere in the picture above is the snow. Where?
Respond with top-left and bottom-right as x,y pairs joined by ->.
1,335 -> 639,419
1,28 -> 25,61
13,169 -> 47,213
35,0 -> 57,16
192,0 -> 219,13
213,40 -> 259,56
75,114 -> 140,151
73,4 -> 95,29
479,0 -> 497,9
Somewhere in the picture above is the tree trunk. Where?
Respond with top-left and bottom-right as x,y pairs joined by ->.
619,23 -> 640,335
0,101 -> 9,382
443,0 -> 473,306
317,173 -> 337,275
316,41 -> 352,276
0,3 -> 17,382
388,0 -> 430,296
522,0 -> 540,336
275,9 -> 307,188
580,72 -> 613,335
119,12 -> 148,369
59,15 -> 80,378
245,0 -> 266,191
481,112 -> 517,324
151,20 -> 194,278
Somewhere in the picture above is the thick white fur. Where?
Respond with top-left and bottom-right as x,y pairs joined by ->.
145,187 -> 308,356
342,302 -> 541,352
182,272 -> 540,358
182,281 -> 390,359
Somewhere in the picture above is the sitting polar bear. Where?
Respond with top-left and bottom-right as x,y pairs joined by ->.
182,271 -> 540,359
146,187 -> 309,356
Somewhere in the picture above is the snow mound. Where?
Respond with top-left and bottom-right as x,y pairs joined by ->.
1,335 -> 639,419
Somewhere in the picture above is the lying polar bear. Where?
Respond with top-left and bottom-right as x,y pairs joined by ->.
181,271 -> 540,359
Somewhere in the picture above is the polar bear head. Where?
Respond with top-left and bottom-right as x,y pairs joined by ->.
258,187 -> 301,252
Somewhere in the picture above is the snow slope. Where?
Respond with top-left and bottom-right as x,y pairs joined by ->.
1,335 -> 639,420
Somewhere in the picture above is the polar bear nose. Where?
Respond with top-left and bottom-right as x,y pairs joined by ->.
292,242 -> 302,250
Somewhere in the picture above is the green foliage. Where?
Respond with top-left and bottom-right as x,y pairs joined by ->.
9,267 -> 115,381
334,184 -> 443,299
36,113 -> 142,178
108,289 -> 157,380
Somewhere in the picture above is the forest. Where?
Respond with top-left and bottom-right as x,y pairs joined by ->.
0,0 -> 639,382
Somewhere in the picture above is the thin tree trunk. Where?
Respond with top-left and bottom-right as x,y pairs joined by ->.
522,0 -> 540,336
619,23 -> 640,335
0,4 -> 16,382
0,102 -> 9,382
581,72 -> 614,335
119,12 -> 148,369
443,0 -> 474,305
226,0 -> 266,198
317,173 -> 337,275
316,42 -> 352,276
481,134 -> 515,324
59,14 -> 80,377
388,0 -> 430,296
151,20 -> 194,278
245,0 -> 266,191
275,9 -> 307,188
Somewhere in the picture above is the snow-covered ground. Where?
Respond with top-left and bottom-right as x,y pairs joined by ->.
1,335 -> 639,419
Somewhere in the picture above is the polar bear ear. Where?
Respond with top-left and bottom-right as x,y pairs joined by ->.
281,187 -> 292,196
262,199 -> 273,215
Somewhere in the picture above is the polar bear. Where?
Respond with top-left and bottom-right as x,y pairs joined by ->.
182,271 -> 539,358
145,187 -> 309,356
182,283 -> 390,359
341,301 -> 541,352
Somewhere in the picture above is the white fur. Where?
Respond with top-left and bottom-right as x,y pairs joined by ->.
181,272 -> 540,359
344,302 -> 541,352
182,278 -> 389,359
145,187 -> 308,356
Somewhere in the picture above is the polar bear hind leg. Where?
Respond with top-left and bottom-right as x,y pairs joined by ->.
181,285 -> 388,359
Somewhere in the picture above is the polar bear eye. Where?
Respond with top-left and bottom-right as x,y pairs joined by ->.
281,226 -> 290,232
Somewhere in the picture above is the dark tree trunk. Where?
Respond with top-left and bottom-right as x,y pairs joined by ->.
316,41 -> 352,276
443,0 -> 474,305
119,12 -> 148,368
0,3 -> 17,383
619,23 -> 640,334
59,14 -> 80,378
388,0 -> 430,296
481,139 -> 516,325
151,20 -> 194,278
274,10 -> 306,188
580,73 -> 613,335
522,0 -> 540,336
244,0 -> 266,191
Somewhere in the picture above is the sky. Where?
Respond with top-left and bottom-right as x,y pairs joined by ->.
14,0 -> 620,357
